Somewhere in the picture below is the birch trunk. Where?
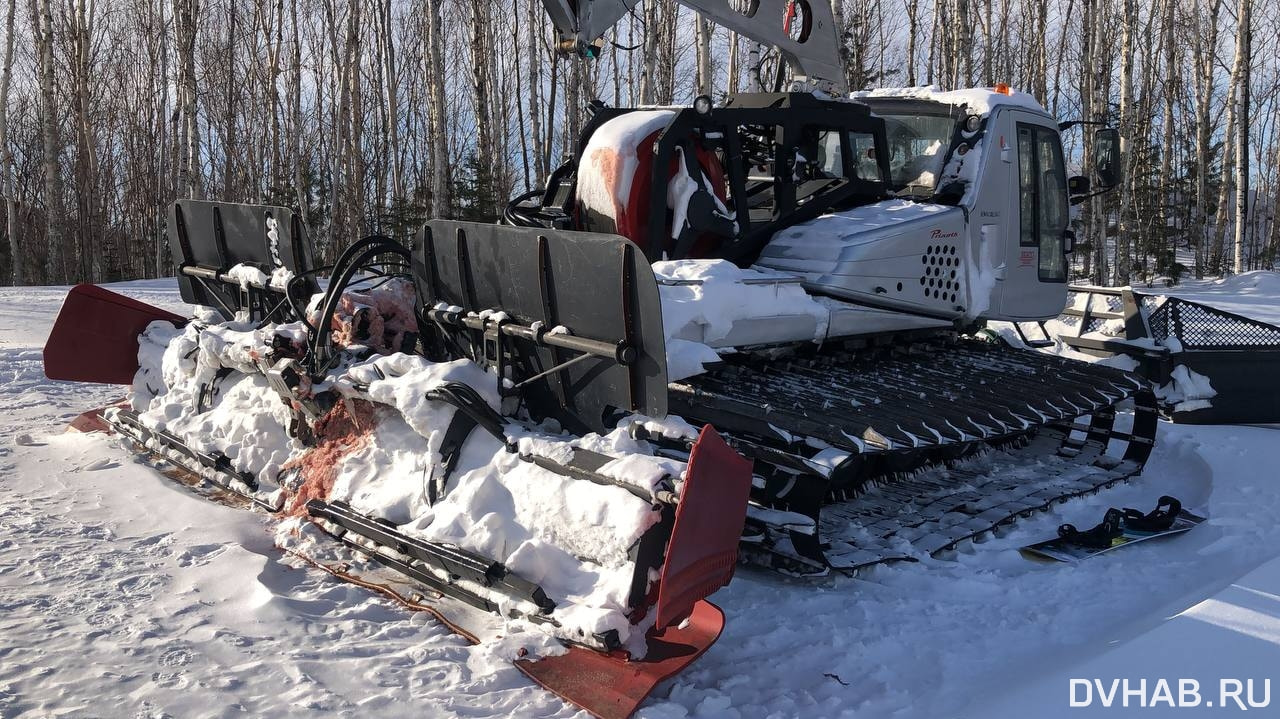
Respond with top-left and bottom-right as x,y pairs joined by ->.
906,0 -> 919,86
695,15 -> 712,97
1232,0 -> 1251,273
222,3 -> 239,198
71,0 -> 100,280
527,0 -> 545,181
29,0 -> 67,282
382,0 -> 403,200
1158,0 -> 1176,277
427,0 -> 450,216
160,0 -> 175,274
1192,0 -> 1222,276
1115,0 -> 1134,284
1,0 -> 19,284
1211,17 -> 1242,271
726,31 -> 739,95
266,0 -> 283,187
640,1 -> 660,104
471,0 -> 493,217
174,0 -> 204,201
290,0 -> 308,229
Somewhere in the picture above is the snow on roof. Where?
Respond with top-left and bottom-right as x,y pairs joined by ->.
853,85 -> 1048,117
1142,271 -> 1280,328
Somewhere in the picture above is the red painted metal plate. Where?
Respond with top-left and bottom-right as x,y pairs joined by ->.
67,406 -> 120,433
655,425 -> 752,630
515,600 -> 725,719
44,284 -> 186,385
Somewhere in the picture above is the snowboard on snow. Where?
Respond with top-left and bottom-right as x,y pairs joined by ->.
1020,509 -> 1207,563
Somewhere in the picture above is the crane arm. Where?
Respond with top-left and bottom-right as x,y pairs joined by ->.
541,0 -> 848,94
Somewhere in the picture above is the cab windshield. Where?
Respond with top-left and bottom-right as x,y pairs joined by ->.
875,112 -> 959,198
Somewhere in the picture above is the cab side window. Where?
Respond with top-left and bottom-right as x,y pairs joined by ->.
815,130 -> 885,182
1016,124 -> 1068,282
848,132 -> 883,182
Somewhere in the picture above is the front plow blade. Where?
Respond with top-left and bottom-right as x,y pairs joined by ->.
515,425 -> 750,719
656,425 -> 751,628
515,601 -> 725,719
44,284 -> 186,384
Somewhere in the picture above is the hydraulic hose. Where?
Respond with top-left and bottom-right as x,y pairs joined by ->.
305,235 -> 411,376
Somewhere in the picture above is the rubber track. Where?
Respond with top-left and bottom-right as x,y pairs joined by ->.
671,337 -> 1145,452
669,337 -> 1159,573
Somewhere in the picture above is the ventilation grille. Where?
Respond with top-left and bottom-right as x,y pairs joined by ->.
919,243 -> 963,304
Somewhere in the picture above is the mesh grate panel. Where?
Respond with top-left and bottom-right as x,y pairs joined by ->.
1148,298 -> 1280,349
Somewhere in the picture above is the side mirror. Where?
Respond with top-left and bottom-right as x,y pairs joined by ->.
1093,128 -> 1120,189
1063,229 -> 1076,255
1068,175 -> 1091,194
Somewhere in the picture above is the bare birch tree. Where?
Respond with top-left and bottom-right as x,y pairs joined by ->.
427,0 -> 450,216
173,0 -> 203,200
0,0 -> 19,284
1232,0 -> 1252,273
28,0 -> 66,282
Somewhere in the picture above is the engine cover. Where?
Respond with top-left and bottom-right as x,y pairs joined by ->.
756,200 -> 989,321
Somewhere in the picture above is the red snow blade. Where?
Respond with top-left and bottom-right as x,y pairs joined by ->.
67,405 -> 122,433
44,284 -> 186,385
514,427 -> 748,719
515,601 -> 726,719
655,425 -> 752,629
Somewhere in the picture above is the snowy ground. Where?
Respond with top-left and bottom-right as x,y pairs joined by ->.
3,280 -> 1280,718
1137,271 -> 1280,327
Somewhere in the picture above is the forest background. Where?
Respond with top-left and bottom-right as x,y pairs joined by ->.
0,0 -> 1275,287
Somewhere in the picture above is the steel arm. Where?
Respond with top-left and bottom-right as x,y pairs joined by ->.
540,0 -> 847,93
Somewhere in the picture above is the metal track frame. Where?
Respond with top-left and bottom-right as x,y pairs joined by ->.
660,337 -> 1160,574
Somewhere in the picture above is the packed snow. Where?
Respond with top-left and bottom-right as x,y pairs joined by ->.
982,551 -> 1280,717
654,259 -> 829,343
1143,271 -> 1280,328
653,259 -> 840,378
854,85 -> 1048,117
1156,366 -> 1219,413
5,280 -> 1280,718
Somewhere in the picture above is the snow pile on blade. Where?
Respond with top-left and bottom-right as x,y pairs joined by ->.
1154,365 -> 1218,413
131,318 -> 306,499
122,278 -> 689,651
